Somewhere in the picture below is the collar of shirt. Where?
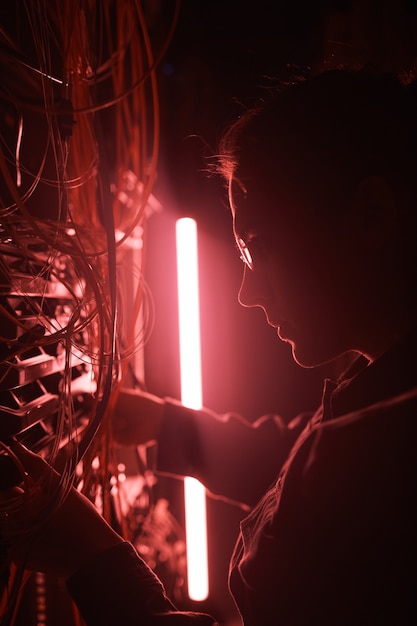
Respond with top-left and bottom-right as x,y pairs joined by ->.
328,326 -> 417,421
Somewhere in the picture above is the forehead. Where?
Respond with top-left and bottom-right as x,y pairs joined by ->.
229,173 -> 297,242
229,175 -> 339,269
229,176 -> 263,239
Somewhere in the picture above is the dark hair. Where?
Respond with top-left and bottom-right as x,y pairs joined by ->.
218,69 -> 417,215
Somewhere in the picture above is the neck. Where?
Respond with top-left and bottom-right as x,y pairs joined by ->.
358,311 -> 417,363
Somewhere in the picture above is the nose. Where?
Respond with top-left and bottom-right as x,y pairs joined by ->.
238,265 -> 269,309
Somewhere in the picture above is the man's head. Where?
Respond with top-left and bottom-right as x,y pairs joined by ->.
218,70 -> 417,366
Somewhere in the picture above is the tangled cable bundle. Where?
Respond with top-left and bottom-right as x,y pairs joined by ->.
0,1 -> 181,622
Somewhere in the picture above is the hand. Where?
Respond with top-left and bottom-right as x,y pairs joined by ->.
0,443 -> 123,579
111,388 -> 164,447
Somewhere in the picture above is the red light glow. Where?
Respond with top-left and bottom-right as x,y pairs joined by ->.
175,217 -> 209,602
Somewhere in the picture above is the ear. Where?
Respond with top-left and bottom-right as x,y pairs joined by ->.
349,176 -> 398,251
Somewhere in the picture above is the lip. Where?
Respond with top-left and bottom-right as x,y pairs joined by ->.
266,316 -> 284,330
277,324 -> 290,340
264,312 -> 292,338
265,313 -> 278,326
266,319 -> 287,337
274,321 -> 293,342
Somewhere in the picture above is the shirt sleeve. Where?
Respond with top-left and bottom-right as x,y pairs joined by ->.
67,542 -> 218,626
156,398 -> 311,507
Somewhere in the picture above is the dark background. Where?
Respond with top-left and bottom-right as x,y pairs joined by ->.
141,3 -> 417,621
3,2 -> 417,623
142,4 -> 357,621
144,0 -> 417,420
142,5 -> 338,621
145,0 -> 339,421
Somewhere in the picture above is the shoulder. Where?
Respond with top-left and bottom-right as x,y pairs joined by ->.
271,386 -> 417,620
309,384 -> 417,473
281,385 -> 417,532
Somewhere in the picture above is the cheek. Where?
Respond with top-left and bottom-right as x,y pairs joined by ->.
269,238 -> 349,323
275,244 -> 360,355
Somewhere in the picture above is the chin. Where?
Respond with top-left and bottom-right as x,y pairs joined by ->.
291,348 -> 323,369
289,339 -> 346,369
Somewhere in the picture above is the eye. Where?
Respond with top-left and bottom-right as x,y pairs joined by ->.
236,237 -> 254,270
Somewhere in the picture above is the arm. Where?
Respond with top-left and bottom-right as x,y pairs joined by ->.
113,388 -> 311,507
67,542 -> 217,626
0,444 -> 218,626
158,398 -> 310,507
